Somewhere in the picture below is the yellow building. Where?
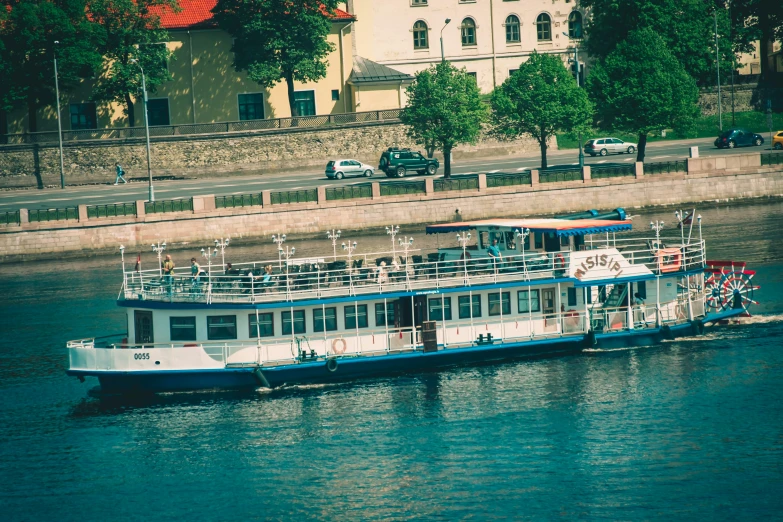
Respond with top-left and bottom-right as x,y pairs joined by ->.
5,0 -> 412,135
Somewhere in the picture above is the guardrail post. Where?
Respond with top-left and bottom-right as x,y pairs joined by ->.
425,178 -> 434,194
135,200 -> 146,219
317,186 -> 326,204
262,190 -> 271,207
582,166 -> 591,182
478,173 -> 487,192
78,204 -> 88,222
530,169 -> 539,185
635,162 -> 644,179
686,157 -> 701,173
19,208 -> 29,224
371,182 -> 381,199
192,194 -> 215,213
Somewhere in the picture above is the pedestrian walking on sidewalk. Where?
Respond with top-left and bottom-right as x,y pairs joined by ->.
114,162 -> 127,185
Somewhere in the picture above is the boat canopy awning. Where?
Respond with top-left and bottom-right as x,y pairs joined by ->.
425,218 -> 632,237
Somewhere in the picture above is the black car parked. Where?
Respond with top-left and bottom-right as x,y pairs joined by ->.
378,147 -> 439,177
714,129 -> 764,149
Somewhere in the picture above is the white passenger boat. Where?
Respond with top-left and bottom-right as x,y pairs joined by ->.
67,209 -> 759,393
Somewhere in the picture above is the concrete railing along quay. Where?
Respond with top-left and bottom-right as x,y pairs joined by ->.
1,152 -> 782,263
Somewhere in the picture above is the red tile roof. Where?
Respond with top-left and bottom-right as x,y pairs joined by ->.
156,0 -> 355,30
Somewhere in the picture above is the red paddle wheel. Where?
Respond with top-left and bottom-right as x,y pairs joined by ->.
704,261 -> 760,317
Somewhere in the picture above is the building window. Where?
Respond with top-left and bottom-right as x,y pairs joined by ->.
345,305 -> 369,329
508,69 -> 518,78
536,13 -> 552,41
488,292 -> 511,316
505,15 -> 520,43
428,297 -> 452,321
314,307 -> 338,332
293,90 -> 316,117
375,302 -> 395,326
170,316 -> 197,341
518,289 -> 541,313
331,89 -> 340,101
146,98 -> 170,126
458,295 -> 481,319
282,310 -> 306,335
461,18 -> 476,46
411,0 -> 427,4
238,93 -> 264,121
466,72 -> 477,83
249,313 -> 274,337
568,11 -> 583,39
207,315 -> 237,340
413,20 -> 429,49
69,102 -> 97,130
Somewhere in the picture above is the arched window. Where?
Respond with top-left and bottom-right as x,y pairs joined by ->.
461,18 -> 476,46
536,13 -> 551,41
505,15 -> 520,43
568,11 -> 583,39
413,21 -> 429,49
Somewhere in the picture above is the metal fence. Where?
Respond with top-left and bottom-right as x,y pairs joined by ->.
433,176 -> 479,192
144,198 -> 193,214
215,194 -> 263,209
761,152 -> 783,167
325,184 -> 373,201
645,160 -> 687,175
1,108 -> 405,145
0,210 -> 20,225
270,189 -> 318,205
591,165 -> 635,179
28,207 -> 79,222
86,203 -> 137,219
539,169 -> 582,183
379,180 -> 426,196
486,171 -> 532,188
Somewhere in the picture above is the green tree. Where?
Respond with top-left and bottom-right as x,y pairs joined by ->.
212,0 -> 341,117
89,0 -> 177,127
587,28 -> 700,162
400,62 -> 488,178
490,52 -> 592,170
0,0 -> 104,131
579,0 -> 735,86
728,0 -> 783,81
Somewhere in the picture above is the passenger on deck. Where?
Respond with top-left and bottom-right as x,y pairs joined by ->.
190,258 -> 204,289
377,261 -> 389,284
487,239 -> 502,259
261,265 -> 275,292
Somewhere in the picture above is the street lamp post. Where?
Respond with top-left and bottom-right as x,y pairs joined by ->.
516,228 -> 531,280
342,240 -> 357,290
456,231 -> 471,281
130,58 -> 155,202
650,220 -> 664,326
53,41 -> 65,189
272,233 -> 287,268
327,229 -> 341,259
564,33 -> 585,168
440,19 -> 451,62
214,237 -> 230,269
151,241 -> 166,276
386,225 -> 400,258
398,236 -> 414,283
714,10 -> 723,132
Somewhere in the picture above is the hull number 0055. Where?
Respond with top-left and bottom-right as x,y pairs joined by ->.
134,353 -> 150,360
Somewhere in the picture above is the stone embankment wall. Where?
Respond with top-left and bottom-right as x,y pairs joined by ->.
698,86 -> 783,116
1,152 -> 781,263
0,121 -> 546,189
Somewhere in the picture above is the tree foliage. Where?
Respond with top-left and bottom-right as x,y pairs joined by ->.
0,0 -> 105,131
400,62 -> 488,178
212,0 -> 341,116
89,0 -> 177,127
579,0 -> 735,86
490,52 -> 592,170
728,0 -> 783,80
587,28 -> 700,162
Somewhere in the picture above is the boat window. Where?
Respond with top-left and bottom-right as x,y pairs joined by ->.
534,233 -> 543,249
313,307 -> 338,332
458,295 -> 481,319
282,310 -> 306,335
479,231 -> 489,249
345,304 -> 368,329
249,313 -> 274,337
567,288 -> 577,307
207,315 -> 237,340
636,281 -> 647,299
505,232 -> 517,250
134,310 -> 154,344
488,292 -> 511,316
428,297 -> 452,321
489,231 -> 504,247
560,235 -> 570,248
170,316 -> 196,341
518,289 -> 541,313
375,302 -> 395,326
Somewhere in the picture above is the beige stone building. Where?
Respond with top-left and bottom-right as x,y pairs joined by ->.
347,0 -> 585,93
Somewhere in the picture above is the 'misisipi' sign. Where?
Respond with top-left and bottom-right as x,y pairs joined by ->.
568,248 -> 653,282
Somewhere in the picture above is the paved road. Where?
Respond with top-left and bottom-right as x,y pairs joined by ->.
0,137 -> 773,212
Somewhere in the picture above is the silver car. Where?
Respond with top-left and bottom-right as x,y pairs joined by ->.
584,137 -> 637,156
325,159 -> 374,180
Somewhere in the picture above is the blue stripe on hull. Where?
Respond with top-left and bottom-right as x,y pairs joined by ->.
93,369 -> 259,393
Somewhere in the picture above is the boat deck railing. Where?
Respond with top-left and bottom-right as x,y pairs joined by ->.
119,237 -> 706,304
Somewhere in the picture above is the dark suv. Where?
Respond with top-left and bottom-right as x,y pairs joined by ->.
378,147 -> 439,177
714,129 -> 764,149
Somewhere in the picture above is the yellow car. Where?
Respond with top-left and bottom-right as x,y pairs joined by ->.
774,130 -> 783,151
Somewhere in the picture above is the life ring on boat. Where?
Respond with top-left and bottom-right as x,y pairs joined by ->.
460,251 -> 472,260
332,338 -> 347,355
326,358 -> 339,372
554,253 -> 566,270
656,248 -> 682,273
